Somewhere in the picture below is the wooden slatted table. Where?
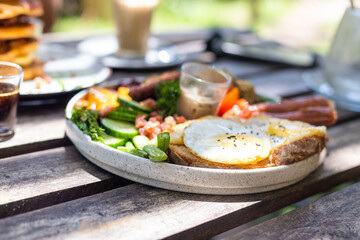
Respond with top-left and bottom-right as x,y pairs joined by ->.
1,33 -> 360,240
227,181 -> 360,240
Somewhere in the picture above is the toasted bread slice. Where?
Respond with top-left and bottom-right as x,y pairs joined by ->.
269,135 -> 327,165
169,134 -> 326,169
169,144 -> 274,169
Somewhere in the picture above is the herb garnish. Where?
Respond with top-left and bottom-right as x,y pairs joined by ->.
155,80 -> 180,117
70,107 -> 104,141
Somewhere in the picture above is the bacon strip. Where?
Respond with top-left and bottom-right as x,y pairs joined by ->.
136,111 -> 187,139
256,96 -> 332,113
263,106 -> 337,126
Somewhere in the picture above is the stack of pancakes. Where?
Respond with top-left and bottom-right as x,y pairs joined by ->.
0,0 -> 44,80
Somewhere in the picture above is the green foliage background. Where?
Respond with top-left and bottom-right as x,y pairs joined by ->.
53,0 -> 293,34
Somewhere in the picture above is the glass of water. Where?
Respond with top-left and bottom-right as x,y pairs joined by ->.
323,8 -> 360,103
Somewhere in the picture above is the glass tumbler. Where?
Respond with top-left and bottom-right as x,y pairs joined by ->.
0,62 -> 23,142
323,8 -> 360,102
112,0 -> 159,58
177,62 -> 231,119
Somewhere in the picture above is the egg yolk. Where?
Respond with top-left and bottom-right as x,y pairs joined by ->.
187,133 -> 271,165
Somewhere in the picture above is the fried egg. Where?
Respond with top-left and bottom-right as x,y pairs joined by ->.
175,115 -> 326,166
169,121 -> 192,145
183,117 -> 272,165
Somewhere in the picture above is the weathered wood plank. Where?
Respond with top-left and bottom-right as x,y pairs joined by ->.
0,103 -> 70,158
0,118 -> 359,240
227,181 -> 360,240
0,146 -> 130,218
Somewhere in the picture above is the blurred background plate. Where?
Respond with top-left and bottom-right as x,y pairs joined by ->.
20,43 -> 112,100
77,35 -> 186,70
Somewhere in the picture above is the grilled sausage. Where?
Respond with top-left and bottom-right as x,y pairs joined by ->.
263,106 -> 337,126
256,96 -> 333,113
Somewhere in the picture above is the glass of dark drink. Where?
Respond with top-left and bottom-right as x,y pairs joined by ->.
0,62 -> 23,142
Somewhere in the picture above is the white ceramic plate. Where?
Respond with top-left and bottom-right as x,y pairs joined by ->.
20,43 -> 112,98
65,90 -> 326,195
77,35 -> 186,70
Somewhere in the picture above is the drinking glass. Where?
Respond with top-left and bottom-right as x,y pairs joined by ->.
177,62 -> 231,119
112,0 -> 159,58
323,8 -> 360,103
0,62 -> 23,142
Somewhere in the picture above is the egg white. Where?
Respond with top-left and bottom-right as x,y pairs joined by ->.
228,116 -> 287,148
229,115 -> 326,147
183,118 -> 272,165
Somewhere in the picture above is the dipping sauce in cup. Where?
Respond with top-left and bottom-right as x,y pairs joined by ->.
113,0 -> 159,58
177,62 -> 231,119
0,62 -> 23,142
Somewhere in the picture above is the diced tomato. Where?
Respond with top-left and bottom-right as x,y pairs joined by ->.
218,87 -> 239,116
164,116 -> 176,125
142,120 -> 161,139
139,127 -> 146,136
135,114 -> 147,128
159,116 -> 177,131
136,112 -> 186,139
223,99 -> 252,119
174,114 -> 187,124
150,111 -> 163,122
144,120 -> 161,133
